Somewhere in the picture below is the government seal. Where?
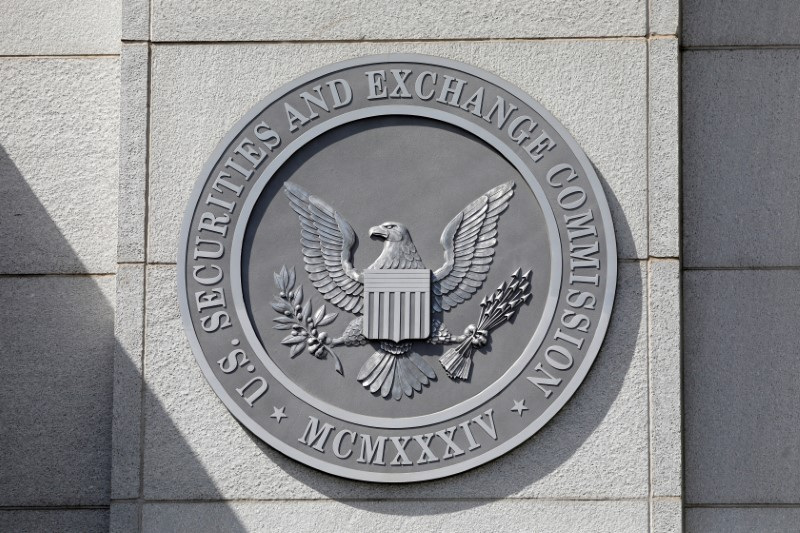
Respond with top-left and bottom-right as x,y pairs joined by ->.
178,54 -> 616,482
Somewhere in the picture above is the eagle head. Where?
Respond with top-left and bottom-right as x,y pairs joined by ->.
367,222 -> 425,270
369,222 -> 410,243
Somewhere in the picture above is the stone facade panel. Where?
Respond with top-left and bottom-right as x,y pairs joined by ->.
150,0 -> 646,42
148,40 -> 647,263
0,58 -> 119,274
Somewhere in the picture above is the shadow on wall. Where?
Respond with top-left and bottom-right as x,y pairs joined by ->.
0,146 -> 247,532
0,135 -> 639,530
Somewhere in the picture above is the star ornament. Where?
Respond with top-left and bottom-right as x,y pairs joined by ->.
270,406 -> 287,423
510,399 -> 529,416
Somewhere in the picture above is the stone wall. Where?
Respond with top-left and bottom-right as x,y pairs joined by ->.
682,1 -> 800,531
1,1 -> 685,531
0,1 -> 120,531
112,1 -> 681,531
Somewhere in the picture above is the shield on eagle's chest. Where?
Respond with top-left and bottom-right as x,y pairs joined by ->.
363,269 -> 431,342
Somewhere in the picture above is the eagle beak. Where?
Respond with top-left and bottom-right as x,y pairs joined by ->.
369,225 -> 388,239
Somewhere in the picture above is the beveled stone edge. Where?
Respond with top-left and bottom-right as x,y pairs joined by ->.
119,43 -> 149,263
112,264 -> 145,499
648,259 -> 682,499
122,0 -> 150,42
648,37 -> 679,259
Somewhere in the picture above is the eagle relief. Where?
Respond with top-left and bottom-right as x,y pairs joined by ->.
179,54 -> 617,482
272,180 -> 531,399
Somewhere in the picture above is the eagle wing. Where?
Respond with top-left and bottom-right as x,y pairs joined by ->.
432,181 -> 515,312
283,182 -> 364,313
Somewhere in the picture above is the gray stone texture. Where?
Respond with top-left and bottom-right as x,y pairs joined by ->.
0,0 -> 120,55
686,507 -> 800,533
683,0 -> 800,46
648,38 -> 679,258
110,502 -> 139,533
112,264 -> 144,499
0,276 -> 115,506
648,259 -> 681,497
649,0 -> 679,36
683,50 -> 800,268
144,262 -> 646,500
122,0 -> 150,41
0,509 -> 109,533
0,0 -> 680,530
652,498 -> 683,533
148,41 -> 647,263
150,0 -> 645,42
684,270 -> 800,504
142,499 -> 648,533
0,57 -> 120,274
119,44 -> 149,263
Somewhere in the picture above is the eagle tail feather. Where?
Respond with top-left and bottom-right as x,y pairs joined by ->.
357,343 -> 437,400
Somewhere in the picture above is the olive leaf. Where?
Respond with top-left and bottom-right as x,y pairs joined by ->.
271,300 -> 291,314
292,285 -> 303,306
313,305 -> 325,326
280,266 -> 290,291
289,342 -> 305,358
270,264 -> 343,376
317,312 -> 338,327
281,334 -> 305,345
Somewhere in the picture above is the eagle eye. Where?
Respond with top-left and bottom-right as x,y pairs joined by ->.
385,224 -> 395,229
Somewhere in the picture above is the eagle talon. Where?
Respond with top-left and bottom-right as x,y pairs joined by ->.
471,330 -> 489,348
460,324 -> 488,348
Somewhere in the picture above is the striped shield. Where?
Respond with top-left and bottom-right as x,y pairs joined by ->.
362,269 -> 431,343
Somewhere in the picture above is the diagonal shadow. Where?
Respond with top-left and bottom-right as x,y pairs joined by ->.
0,145 -> 247,532
0,132 -> 639,528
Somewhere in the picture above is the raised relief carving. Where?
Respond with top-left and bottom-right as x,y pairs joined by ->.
281,181 -> 531,399
179,54 -> 617,483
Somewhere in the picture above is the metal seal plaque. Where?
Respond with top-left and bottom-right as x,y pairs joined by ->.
179,54 -> 617,482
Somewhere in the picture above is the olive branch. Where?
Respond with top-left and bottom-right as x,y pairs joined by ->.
271,266 -> 343,376
439,268 -> 532,380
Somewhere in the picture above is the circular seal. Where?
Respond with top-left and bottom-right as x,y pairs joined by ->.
179,54 -> 616,482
